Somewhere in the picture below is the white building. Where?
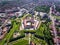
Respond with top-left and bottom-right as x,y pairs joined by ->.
15,8 -> 28,17
0,13 -> 6,17
34,11 -> 39,15
40,12 -> 47,18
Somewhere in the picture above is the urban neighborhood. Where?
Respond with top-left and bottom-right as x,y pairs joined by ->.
0,0 -> 60,45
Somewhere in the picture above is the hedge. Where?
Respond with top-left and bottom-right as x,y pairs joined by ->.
9,34 -> 25,42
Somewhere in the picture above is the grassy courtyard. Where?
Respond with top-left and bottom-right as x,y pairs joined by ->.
9,39 -> 28,45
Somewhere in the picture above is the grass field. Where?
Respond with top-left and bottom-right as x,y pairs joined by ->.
13,39 -> 28,45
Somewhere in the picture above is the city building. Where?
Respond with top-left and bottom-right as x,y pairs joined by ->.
20,15 -> 40,30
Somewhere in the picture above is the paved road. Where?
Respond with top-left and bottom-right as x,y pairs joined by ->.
0,19 -> 9,28
0,19 -> 9,34
49,13 -> 59,45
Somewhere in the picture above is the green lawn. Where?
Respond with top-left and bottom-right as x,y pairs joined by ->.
6,22 -> 18,42
13,39 -> 28,45
8,38 -> 28,45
